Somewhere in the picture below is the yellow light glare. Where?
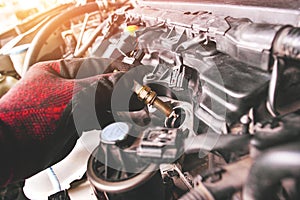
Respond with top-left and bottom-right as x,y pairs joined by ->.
13,0 -> 74,11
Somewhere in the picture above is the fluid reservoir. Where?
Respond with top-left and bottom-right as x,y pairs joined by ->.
87,122 -> 165,200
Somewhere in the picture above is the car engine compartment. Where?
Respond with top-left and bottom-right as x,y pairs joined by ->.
0,0 -> 300,200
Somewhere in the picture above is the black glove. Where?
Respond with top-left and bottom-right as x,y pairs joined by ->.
0,57 -> 138,186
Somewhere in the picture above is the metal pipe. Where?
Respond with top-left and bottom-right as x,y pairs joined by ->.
73,17 -> 108,58
74,13 -> 90,54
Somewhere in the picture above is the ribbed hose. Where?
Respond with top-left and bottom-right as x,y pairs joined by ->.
273,26 -> 300,60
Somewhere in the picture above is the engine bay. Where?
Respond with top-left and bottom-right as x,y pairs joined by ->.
0,0 -> 300,200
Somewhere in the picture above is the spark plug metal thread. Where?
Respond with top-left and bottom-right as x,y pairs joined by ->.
133,81 -> 177,118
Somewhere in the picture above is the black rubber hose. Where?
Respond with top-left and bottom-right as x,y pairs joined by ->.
273,26 -> 300,60
243,141 -> 300,200
184,134 -> 251,156
179,188 -> 206,200
22,2 -> 100,74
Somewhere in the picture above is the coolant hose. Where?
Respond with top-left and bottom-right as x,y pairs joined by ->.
243,141 -> 300,200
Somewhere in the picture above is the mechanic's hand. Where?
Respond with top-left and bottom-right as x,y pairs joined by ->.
0,58 -> 140,186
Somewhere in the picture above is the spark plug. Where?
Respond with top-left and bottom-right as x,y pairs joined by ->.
132,81 -> 177,118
